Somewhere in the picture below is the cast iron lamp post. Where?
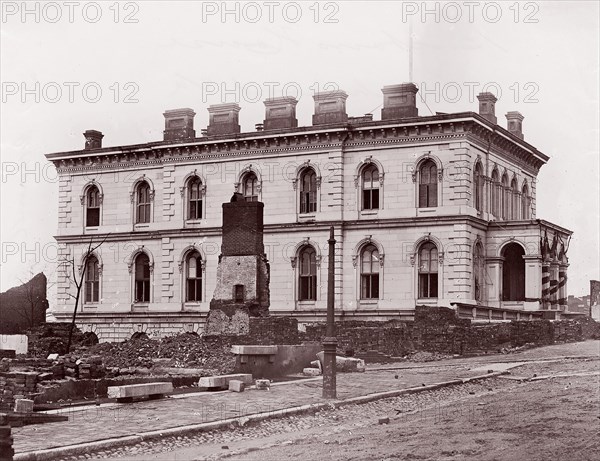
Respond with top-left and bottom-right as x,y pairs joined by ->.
322,225 -> 337,398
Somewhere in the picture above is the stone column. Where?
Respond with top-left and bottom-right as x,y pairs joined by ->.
486,256 -> 503,306
541,261 -> 550,310
549,262 -> 560,310
558,263 -> 568,310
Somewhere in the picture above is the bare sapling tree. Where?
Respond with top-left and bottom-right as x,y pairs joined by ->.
62,234 -> 109,354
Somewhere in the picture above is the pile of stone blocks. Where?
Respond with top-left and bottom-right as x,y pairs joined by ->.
198,374 -> 253,391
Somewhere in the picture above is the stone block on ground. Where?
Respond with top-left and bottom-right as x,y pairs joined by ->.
47,353 -> 59,361
316,352 -> 366,372
255,379 -> 270,390
198,374 -> 253,390
303,367 -> 322,376
231,345 -> 278,355
14,399 -> 34,413
228,380 -> 245,392
107,382 -> 173,401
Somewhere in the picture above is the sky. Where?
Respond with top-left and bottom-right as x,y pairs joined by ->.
1,1 -> 598,299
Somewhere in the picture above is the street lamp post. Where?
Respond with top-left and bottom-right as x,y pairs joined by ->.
322,225 -> 337,399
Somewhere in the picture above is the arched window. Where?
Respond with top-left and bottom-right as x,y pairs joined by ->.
502,243 -> 525,301
360,245 -> 380,299
134,253 -> 151,303
491,169 -> 500,217
473,162 -> 483,212
511,178 -> 519,220
86,186 -> 100,227
418,160 -> 437,208
501,173 -> 509,220
473,242 -> 484,302
136,182 -> 151,224
84,256 -> 99,303
521,184 -> 530,219
362,165 -> 380,210
418,242 -> 439,298
188,177 -> 203,220
298,246 -> 317,300
300,169 -> 317,214
185,251 -> 202,302
243,173 -> 259,202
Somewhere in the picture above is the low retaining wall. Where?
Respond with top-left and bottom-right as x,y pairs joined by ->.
303,306 -> 600,358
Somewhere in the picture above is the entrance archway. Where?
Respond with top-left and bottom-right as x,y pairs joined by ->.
502,243 -> 525,301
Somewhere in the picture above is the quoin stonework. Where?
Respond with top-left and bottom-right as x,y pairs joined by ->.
45,84 -> 573,342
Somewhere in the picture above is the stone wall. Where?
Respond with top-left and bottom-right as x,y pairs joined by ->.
303,306 -> 600,359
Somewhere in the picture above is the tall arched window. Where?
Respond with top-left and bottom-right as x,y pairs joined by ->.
243,173 -> 259,202
300,169 -> 317,214
521,184 -> 530,219
84,256 -> 99,303
418,242 -> 438,299
134,253 -> 151,303
136,182 -> 151,224
362,165 -> 380,210
360,245 -> 380,299
298,246 -> 317,300
473,162 -> 483,212
188,177 -> 203,220
502,243 -> 525,301
491,169 -> 500,217
86,186 -> 100,227
418,160 -> 438,208
511,178 -> 519,220
473,242 -> 484,302
501,173 -> 509,220
185,251 -> 202,302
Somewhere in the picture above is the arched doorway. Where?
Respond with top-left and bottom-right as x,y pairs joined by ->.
502,243 -> 525,301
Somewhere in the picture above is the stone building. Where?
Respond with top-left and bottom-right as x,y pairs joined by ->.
45,84 -> 572,342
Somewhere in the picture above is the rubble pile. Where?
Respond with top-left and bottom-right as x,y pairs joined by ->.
26,323 -> 88,358
81,333 -> 236,374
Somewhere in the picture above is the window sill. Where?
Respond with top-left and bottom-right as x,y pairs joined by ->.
84,226 -> 100,231
416,298 -> 438,304
298,213 -> 317,219
183,302 -> 203,309
297,300 -> 317,305
360,210 -> 379,216
185,219 -> 203,225
417,208 -> 437,212
134,224 -> 150,230
358,299 -> 379,306
83,303 -> 98,308
132,303 -> 150,309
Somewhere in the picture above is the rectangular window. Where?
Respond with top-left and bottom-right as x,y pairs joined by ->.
300,192 -> 317,213
137,204 -> 150,223
187,279 -> 202,302
135,281 -> 150,303
419,184 -> 437,207
234,284 -> 245,303
189,200 -> 202,220
419,274 -> 438,298
299,275 -> 316,300
361,274 -> 379,299
362,189 -> 379,210
86,208 -> 100,227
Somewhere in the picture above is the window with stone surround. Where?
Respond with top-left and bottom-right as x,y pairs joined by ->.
361,165 -> 380,210
185,251 -> 203,302
473,242 -> 484,302
298,246 -> 317,301
418,242 -> 438,298
187,176 -> 203,220
299,169 -> 317,214
243,173 -> 259,202
501,173 -> 509,220
135,182 -> 152,224
521,184 -> 531,219
473,162 -> 484,212
491,168 -> 500,217
84,256 -> 100,303
511,177 -> 519,219
86,186 -> 101,227
360,244 -> 380,299
418,160 -> 438,208
134,253 -> 151,303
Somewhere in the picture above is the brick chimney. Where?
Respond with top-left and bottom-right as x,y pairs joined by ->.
312,90 -> 348,125
207,103 -> 241,136
381,83 -> 419,120
163,108 -> 196,141
83,130 -> 103,150
506,111 -> 524,139
477,92 -> 497,124
263,96 -> 298,130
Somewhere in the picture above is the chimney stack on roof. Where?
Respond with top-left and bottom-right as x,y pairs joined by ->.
263,96 -> 298,130
163,108 -> 196,142
381,83 -> 419,120
83,130 -> 103,150
506,111 -> 524,139
312,90 -> 348,125
477,92 -> 498,124
207,103 -> 241,136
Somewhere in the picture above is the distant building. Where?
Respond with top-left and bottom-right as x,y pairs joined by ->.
45,84 -> 572,342
566,295 -> 590,314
